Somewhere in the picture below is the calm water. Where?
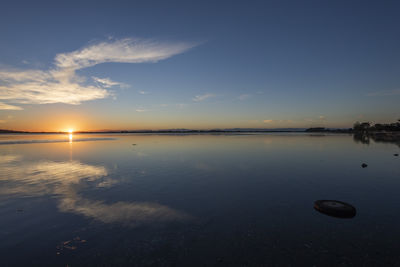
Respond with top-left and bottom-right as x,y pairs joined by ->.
0,133 -> 399,266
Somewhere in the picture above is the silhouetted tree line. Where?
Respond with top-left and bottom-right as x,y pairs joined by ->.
353,119 -> 400,147
353,119 -> 400,133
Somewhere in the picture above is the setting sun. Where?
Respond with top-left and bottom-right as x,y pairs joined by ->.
68,129 -> 74,134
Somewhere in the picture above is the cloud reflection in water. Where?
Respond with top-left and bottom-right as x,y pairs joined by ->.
0,156 -> 189,226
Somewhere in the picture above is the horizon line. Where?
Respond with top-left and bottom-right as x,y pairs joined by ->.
0,127 -> 351,134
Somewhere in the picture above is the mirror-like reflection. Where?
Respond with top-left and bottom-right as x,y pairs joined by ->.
59,194 -> 190,226
0,155 -> 189,226
0,157 -> 108,196
0,133 -> 399,266
353,132 -> 400,147
0,136 -> 115,145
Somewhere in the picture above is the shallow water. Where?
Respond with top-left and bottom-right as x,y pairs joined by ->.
0,133 -> 399,266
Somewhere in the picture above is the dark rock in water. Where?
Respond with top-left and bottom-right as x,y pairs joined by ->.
314,200 -> 356,218
394,153 -> 399,156
132,144 -> 137,146
361,163 -> 368,168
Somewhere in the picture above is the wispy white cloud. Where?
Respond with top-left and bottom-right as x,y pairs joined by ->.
138,90 -> 149,95
0,102 -> 23,110
367,89 -> 400,96
0,38 -> 196,109
0,73 -> 109,105
263,119 -> 273,123
193,93 -> 215,102
136,109 -> 149,113
92,76 -> 127,88
54,38 -> 196,69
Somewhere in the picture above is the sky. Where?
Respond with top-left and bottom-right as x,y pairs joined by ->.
0,0 -> 399,131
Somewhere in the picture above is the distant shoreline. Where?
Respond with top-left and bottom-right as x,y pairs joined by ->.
0,129 -> 346,134
1,127 -> 398,136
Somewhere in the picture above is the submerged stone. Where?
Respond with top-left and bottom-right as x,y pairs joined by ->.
361,163 -> 368,168
314,200 -> 356,218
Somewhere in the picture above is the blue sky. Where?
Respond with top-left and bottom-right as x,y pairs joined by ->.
0,0 -> 399,130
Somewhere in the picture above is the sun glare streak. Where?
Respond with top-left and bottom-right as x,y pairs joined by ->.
67,129 -> 74,143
